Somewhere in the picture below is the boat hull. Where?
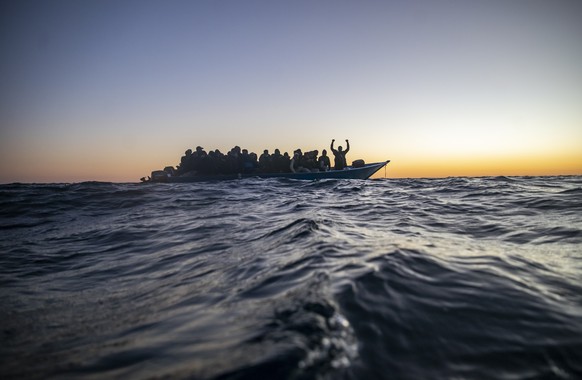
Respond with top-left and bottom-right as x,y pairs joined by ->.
149,160 -> 390,183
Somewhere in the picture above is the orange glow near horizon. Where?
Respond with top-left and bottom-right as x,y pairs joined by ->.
375,153 -> 582,179
1,142 -> 580,183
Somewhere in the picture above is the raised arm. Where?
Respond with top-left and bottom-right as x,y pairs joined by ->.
330,139 -> 337,154
345,139 -> 350,154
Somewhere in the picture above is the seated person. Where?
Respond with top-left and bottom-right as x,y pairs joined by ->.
318,149 -> 331,171
290,149 -> 310,173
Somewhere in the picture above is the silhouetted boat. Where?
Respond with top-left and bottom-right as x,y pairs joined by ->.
144,160 -> 390,183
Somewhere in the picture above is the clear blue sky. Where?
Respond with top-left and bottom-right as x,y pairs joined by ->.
1,0 -> 581,182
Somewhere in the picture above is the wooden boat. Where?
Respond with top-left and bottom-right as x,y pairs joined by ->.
145,160 -> 390,183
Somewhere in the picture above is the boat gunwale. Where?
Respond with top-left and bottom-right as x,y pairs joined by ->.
145,160 -> 390,183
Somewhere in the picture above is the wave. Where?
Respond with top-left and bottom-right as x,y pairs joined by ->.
1,176 -> 581,379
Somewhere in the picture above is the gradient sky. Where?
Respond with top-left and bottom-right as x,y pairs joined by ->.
1,0 -> 581,182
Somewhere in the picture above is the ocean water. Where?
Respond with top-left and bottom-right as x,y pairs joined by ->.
1,176 -> 581,379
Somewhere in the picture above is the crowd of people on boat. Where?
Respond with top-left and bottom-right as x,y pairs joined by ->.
170,139 -> 351,177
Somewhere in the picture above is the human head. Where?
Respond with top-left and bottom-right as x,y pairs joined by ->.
338,146 -> 343,152
322,149 -> 327,156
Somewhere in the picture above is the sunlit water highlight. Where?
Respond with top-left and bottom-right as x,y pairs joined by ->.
1,176 -> 581,379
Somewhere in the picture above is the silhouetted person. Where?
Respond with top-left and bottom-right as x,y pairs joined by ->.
290,149 -> 309,173
271,149 -> 282,172
281,152 -> 291,172
303,150 -> 318,171
178,149 -> 193,174
249,152 -> 259,172
223,146 -> 239,174
241,149 -> 257,173
318,149 -> 331,171
330,139 -> 350,170
259,149 -> 271,172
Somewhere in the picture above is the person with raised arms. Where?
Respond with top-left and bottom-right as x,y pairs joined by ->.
330,139 -> 350,170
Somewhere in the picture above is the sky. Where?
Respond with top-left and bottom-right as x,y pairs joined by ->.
1,0 -> 581,182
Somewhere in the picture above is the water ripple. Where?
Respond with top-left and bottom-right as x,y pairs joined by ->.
1,176 -> 581,379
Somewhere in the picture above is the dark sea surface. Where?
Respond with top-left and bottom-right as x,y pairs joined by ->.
1,176 -> 581,380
